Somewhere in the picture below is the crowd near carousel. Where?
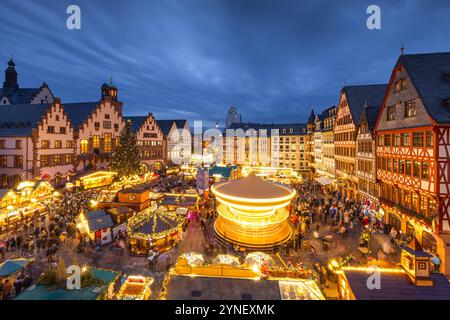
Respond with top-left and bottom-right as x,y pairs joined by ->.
0,158 -> 448,301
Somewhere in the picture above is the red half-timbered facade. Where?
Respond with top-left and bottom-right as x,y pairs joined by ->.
375,52 -> 450,275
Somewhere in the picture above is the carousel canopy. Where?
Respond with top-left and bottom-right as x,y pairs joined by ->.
129,206 -> 184,239
212,174 -> 294,200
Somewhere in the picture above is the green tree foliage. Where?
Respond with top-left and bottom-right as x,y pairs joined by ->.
111,120 -> 142,177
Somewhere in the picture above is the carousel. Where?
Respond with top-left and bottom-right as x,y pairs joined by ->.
212,174 -> 296,248
127,205 -> 185,255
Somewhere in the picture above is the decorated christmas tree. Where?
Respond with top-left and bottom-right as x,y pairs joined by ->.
111,119 -> 142,177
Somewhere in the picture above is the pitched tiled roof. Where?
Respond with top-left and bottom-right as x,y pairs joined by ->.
343,270 -> 450,300
124,116 -> 147,133
359,106 -> 381,132
62,102 -> 99,128
0,103 -> 51,136
400,52 -> 450,124
307,110 -> 316,124
1,87 -> 42,104
86,210 -> 114,232
156,119 -> 188,135
342,84 -> 387,126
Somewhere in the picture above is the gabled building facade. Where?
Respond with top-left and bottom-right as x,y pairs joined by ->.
321,106 -> 338,179
375,52 -> 450,275
156,120 -> 191,165
335,85 -> 387,199
356,106 -> 380,204
0,100 -> 75,187
64,82 -> 125,172
125,113 -> 165,171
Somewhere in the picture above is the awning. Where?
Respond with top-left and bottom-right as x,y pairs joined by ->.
315,176 -> 333,186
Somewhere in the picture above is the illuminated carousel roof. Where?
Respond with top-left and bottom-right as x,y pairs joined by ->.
212,174 -> 294,200
129,206 -> 184,239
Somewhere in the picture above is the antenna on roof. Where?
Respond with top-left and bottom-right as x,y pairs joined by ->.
400,45 -> 405,56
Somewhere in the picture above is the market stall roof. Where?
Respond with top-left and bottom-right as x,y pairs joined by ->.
161,194 -> 198,207
208,165 -> 237,178
341,268 -> 450,300
212,174 -> 294,200
15,268 -> 120,300
165,275 -> 324,300
315,176 -> 333,186
0,258 -> 31,277
85,210 -> 114,232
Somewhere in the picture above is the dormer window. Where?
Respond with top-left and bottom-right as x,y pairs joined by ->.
387,106 -> 396,121
405,100 -> 417,118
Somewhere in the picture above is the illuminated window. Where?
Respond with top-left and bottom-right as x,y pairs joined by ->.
104,134 -> 112,153
93,135 -> 100,149
422,162 -> 429,181
15,140 -> 22,149
53,155 -> 61,165
66,140 -> 73,148
40,155 -> 49,167
65,154 -> 73,164
0,156 -> 7,167
13,155 -> 22,168
413,132 -> 424,147
54,140 -> 62,149
401,133 -> 410,147
80,140 -> 88,153
426,131 -> 433,148
41,140 -> 50,148
413,161 -> 420,178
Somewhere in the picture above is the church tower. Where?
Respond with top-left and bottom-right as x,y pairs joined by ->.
3,58 -> 19,90
101,78 -> 118,101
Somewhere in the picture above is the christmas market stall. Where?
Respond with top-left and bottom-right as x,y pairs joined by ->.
75,171 -> 117,190
160,193 -> 199,211
77,210 -> 114,246
127,206 -> 185,255
115,275 -> 153,300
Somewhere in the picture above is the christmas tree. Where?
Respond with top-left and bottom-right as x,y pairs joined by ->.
111,119 -> 142,177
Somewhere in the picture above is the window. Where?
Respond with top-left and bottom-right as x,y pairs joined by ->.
422,162 -> 429,181
0,156 -> 7,167
41,140 -> 50,148
47,126 -> 55,133
94,122 -> 100,130
412,192 -> 419,213
80,140 -> 88,153
103,121 -> 111,129
60,127 -> 66,134
420,195 -> 428,215
104,134 -> 112,153
54,155 -> 61,165
66,140 -> 73,148
93,135 -> 100,149
105,114 -> 110,119
384,134 -> 391,147
429,198 -> 437,217
65,154 -> 73,164
413,161 -> 420,178
413,132 -> 424,147
405,101 -> 417,118
399,159 -> 405,174
13,155 -> 22,168
401,133 -> 410,147
387,106 -> 396,121
0,140 -> 4,149
114,123 -> 119,131
393,134 -> 401,147
426,131 -> 433,148
54,140 -> 62,149
40,155 -> 49,167
405,160 -> 411,175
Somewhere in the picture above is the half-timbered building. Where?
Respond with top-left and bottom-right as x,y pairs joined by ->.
375,52 -> 450,275
334,84 -> 387,199
356,106 -> 380,204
